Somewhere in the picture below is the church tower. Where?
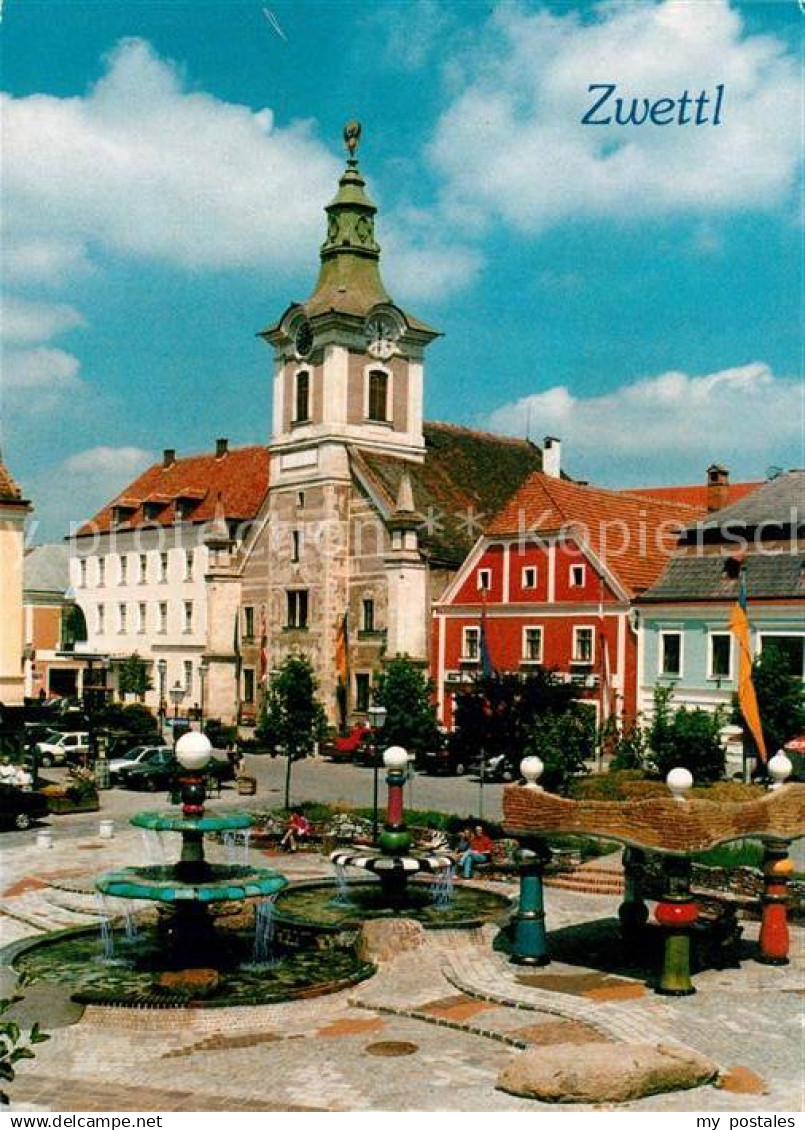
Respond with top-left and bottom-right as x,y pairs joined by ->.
258,123 -> 439,719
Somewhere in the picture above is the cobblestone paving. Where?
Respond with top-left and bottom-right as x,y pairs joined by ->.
2,820 -> 803,1113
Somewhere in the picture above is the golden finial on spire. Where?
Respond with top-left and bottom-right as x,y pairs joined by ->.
344,120 -> 362,162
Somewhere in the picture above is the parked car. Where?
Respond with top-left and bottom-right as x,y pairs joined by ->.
35,731 -> 90,767
322,724 -> 373,763
117,749 -> 235,791
423,745 -> 472,777
108,745 -> 173,784
0,783 -> 50,831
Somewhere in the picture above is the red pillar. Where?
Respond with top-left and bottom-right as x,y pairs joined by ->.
757,838 -> 793,965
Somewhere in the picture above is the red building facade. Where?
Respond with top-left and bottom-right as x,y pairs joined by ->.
432,472 -> 700,730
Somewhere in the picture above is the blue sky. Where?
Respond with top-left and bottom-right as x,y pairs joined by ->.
1,0 -> 802,541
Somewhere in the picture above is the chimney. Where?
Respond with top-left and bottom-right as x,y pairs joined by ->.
163,448 -> 176,469
707,463 -> 730,512
215,437 -> 229,459
543,436 -> 561,478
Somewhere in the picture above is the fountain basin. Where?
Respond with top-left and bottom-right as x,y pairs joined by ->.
5,922 -> 375,1009
96,863 -> 287,903
131,811 -> 253,833
275,878 -> 512,930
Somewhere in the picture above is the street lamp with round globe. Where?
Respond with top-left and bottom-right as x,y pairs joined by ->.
175,730 -> 213,773
383,746 -> 409,771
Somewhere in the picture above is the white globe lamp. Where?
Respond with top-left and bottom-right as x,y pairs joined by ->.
666,766 -> 694,801
767,751 -> 793,789
520,756 -> 544,789
175,730 -> 213,772
383,746 -> 409,771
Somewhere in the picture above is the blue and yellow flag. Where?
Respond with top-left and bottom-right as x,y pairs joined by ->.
730,570 -> 767,763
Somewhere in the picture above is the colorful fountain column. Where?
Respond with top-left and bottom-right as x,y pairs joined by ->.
757,754 -> 795,965
619,847 -> 649,942
377,745 -> 414,907
510,758 -> 550,966
654,767 -> 699,995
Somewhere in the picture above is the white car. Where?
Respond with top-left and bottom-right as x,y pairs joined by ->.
35,731 -> 90,767
108,745 -> 172,782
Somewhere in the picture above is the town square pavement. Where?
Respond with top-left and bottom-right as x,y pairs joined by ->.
0,768 -> 802,1113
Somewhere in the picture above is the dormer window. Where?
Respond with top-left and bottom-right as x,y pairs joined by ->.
368,370 -> 389,423
112,502 -> 136,525
294,371 -> 310,423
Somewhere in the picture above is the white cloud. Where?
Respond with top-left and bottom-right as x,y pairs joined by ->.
383,220 -> 483,302
3,347 -> 82,393
428,0 -> 800,232
2,38 -> 341,277
62,445 -> 152,475
1,298 -> 85,345
483,362 -> 803,483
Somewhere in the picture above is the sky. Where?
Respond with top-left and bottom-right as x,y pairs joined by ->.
1,0 -> 802,542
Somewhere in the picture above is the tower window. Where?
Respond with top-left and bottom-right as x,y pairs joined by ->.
362,598 -> 375,632
286,590 -> 309,630
291,530 -> 301,563
368,370 -> 388,423
355,673 -> 371,712
294,371 -> 310,423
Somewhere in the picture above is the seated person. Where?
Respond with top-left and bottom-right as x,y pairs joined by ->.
13,764 -> 33,790
458,824 -> 495,879
0,758 -> 17,785
280,811 -> 311,852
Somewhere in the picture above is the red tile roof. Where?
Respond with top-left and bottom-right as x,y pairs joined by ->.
486,473 -> 704,595
76,445 -> 269,536
0,455 -> 28,506
621,482 -> 762,509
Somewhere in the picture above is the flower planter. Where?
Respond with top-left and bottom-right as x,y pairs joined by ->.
237,776 -> 257,796
44,793 -> 100,815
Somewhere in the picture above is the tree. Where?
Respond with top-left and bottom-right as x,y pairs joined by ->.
735,646 -> 805,756
524,704 -> 595,793
606,715 -> 649,772
450,669 -> 582,774
374,657 -> 441,758
93,702 -> 158,738
256,656 -> 327,809
648,686 -> 726,783
0,987 -> 50,1105
116,654 -> 153,702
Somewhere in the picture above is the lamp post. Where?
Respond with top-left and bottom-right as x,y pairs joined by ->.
169,681 -> 186,747
157,659 -> 167,739
367,703 -> 387,845
199,658 -> 209,733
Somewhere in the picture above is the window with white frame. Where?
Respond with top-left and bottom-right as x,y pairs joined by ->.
709,633 -> 732,679
97,558 -> 106,587
137,603 -> 146,634
522,566 -> 538,590
79,559 -> 87,587
660,631 -> 682,676
185,550 -> 194,581
572,626 -> 595,663
477,568 -> 491,591
462,626 -> 480,660
183,660 -> 193,694
139,554 -> 148,583
119,555 -> 128,585
158,602 -> 168,634
569,564 -> 586,588
522,626 -> 543,663
759,634 -> 805,678
159,552 -> 169,583
183,601 -> 193,633
118,603 -> 127,634
97,604 -> 105,634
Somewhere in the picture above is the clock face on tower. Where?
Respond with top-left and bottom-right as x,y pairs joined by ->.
294,319 -> 314,359
365,311 -> 401,360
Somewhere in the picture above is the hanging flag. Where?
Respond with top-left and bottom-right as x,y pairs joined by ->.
259,607 -> 268,685
479,588 -> 493,678
730,568 -> 768,763
233,610 -> 242,720
335,612 -> 350,728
